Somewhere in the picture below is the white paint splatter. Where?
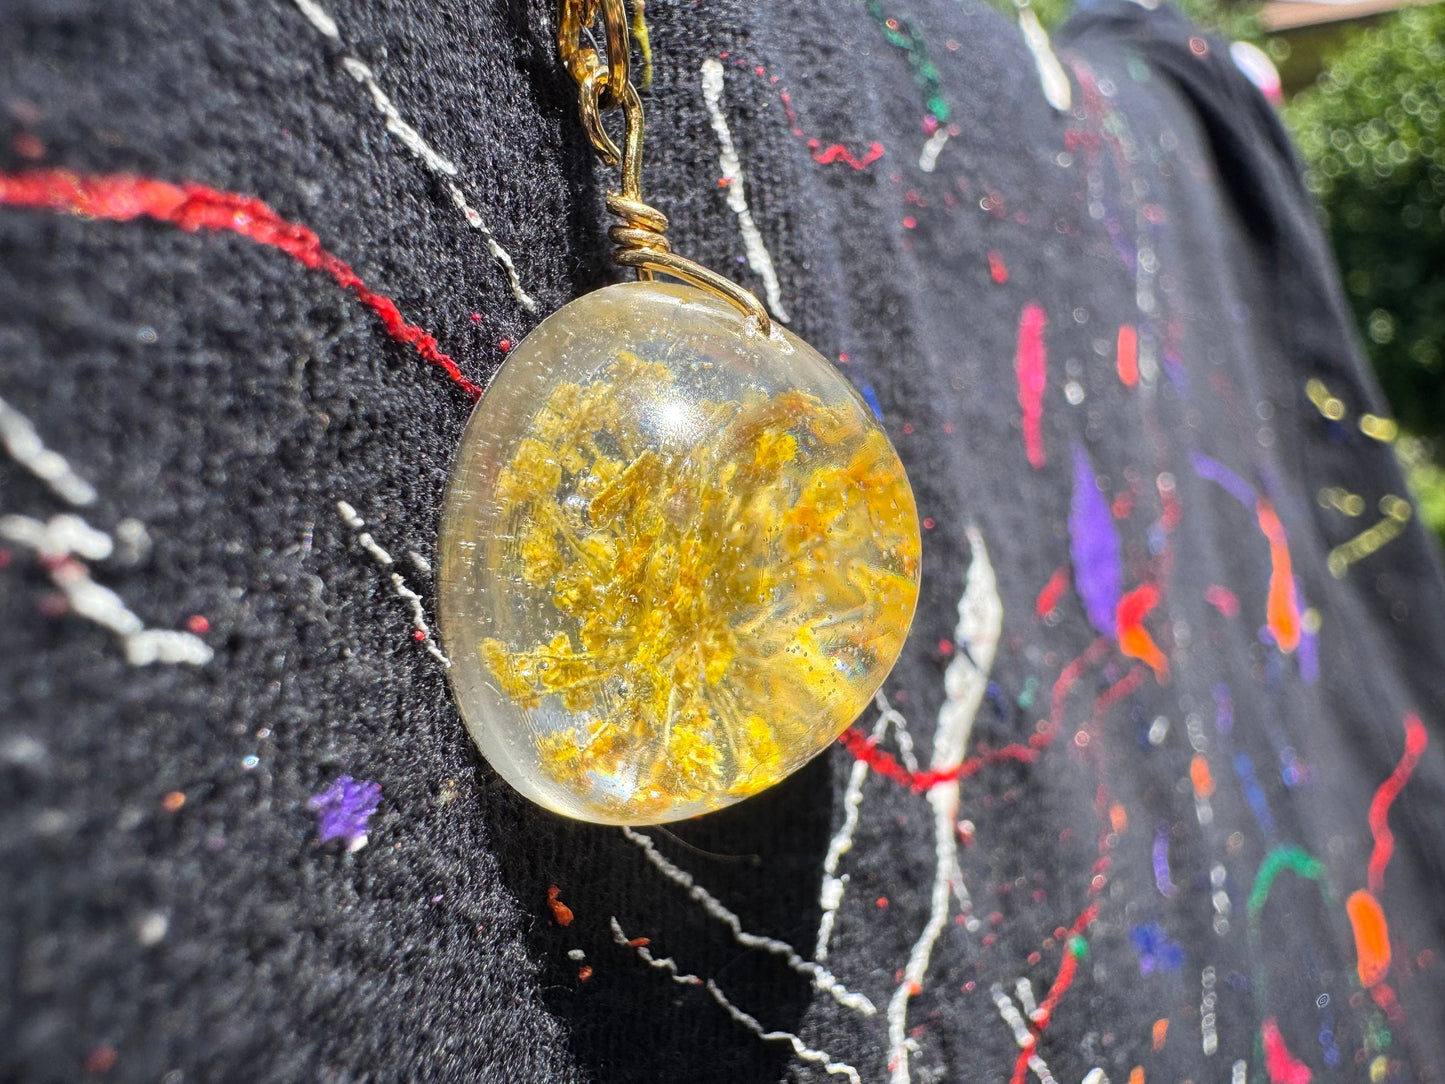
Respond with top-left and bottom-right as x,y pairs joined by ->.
0,513 -> 112,560
290,0 -> 339,39
992,983 -> 1059,1084
1017,6 -> 1072,113
611,917 -> 860,1084
621,826 -> 873,1014
888,526 -> 1002,1084
815,702 -> 891,962
918,128 -> 950,173
699,59 -> 791,323
336,500 -> 451,667
0,394 -> 97,506
291,0 -> 536,310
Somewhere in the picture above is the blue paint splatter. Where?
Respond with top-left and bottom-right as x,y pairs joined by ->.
860,383 -> 884,422
1130,922 -> 1185,975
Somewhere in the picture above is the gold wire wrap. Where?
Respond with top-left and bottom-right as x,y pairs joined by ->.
555,0 -> 773,335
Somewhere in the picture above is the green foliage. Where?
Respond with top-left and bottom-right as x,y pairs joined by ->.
1283,7 -> 1445,448
1398,435 -> 1445,543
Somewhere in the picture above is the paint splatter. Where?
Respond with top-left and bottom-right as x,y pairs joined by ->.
1016,304 -> 1048,468
309,775 -> 382,852
1131,923 -> 1184,975
1368,713 -> 1428,895
1069,444 -> 1123,638
1261,1016 -> 1313,1084
547,884 -> 574,927
1205,585 -> 1240,617
1255,499 -> 1301,653
1117,324 -> 1139,387
811,142 -> 885,169
1347,889 -> 1392,987
1116,583 -> 1168,681
0,169 -> 481,399
1036,566 -> 1069,619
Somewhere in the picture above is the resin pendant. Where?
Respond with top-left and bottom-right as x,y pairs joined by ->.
438,282 -> 920,825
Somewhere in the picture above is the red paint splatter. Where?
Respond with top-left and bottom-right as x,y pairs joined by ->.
546,884 -> 573,927
1368,713 -> 1428,895
84,1046 -> 118,1075
1116,584 -> 1169,682
811,141 -> 885,169
1036,566 -> 1069,619
1015,303 -> 1048,469
1255,499 -> 1300,652
1204,585 -> 1240,617
1116,324 -> 1139,387
13,132 -> 45,160
1261,1017 -> 1313,1084
185,614 -> 210,635
988,250 -> 1009,284
1008,906 -> 1097,1084
0,169 -> 482,400
498,338 -> 512,353
838,638 -> 1111,790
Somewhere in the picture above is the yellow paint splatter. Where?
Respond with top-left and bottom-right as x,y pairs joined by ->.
1327,495 -> 1412,578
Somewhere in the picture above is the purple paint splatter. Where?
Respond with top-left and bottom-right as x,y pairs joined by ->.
1191,452 -> 1256,509
1069,443 -> 1122,638
309,775 -> 382,852
1152,823 -> 1178,898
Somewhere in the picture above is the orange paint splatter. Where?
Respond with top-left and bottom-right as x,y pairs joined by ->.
1129,1068 -> 1145,1084
161,791 -> 186,812
1116,584 -> 1170,681
577,964 -> 594,982
1348,889 -> 1392,987
1110,803 -> 1128,834
1152,1018 -> 1169,1051
546,885 -> 574,927
1117,324 -> 1139,387
1255,499 -> 1301,652
1190,754 -> 1215,799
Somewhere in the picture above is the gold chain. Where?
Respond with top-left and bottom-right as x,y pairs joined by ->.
555,0 -> 773,334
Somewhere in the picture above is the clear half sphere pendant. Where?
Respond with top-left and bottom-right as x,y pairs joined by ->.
438,281 -> 921,825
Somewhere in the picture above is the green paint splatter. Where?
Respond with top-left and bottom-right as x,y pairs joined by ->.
1247,844 -> 1325,916
867,3 -> 951,123
1017,676 -> 1039,710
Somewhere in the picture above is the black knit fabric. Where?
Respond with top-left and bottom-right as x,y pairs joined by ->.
3,1 -> 1444,1082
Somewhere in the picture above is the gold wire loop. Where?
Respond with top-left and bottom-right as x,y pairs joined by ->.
555,0 -> 773,335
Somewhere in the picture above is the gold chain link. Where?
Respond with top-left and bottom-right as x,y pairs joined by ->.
554,0 -> 772,334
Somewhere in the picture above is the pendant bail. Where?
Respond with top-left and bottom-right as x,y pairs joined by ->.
555,0 -> 773,336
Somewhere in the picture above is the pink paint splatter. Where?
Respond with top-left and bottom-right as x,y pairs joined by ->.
1204,585 -> 1240,617
1016,303 -> 1048,469
1261,1017 -> 1313,1084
